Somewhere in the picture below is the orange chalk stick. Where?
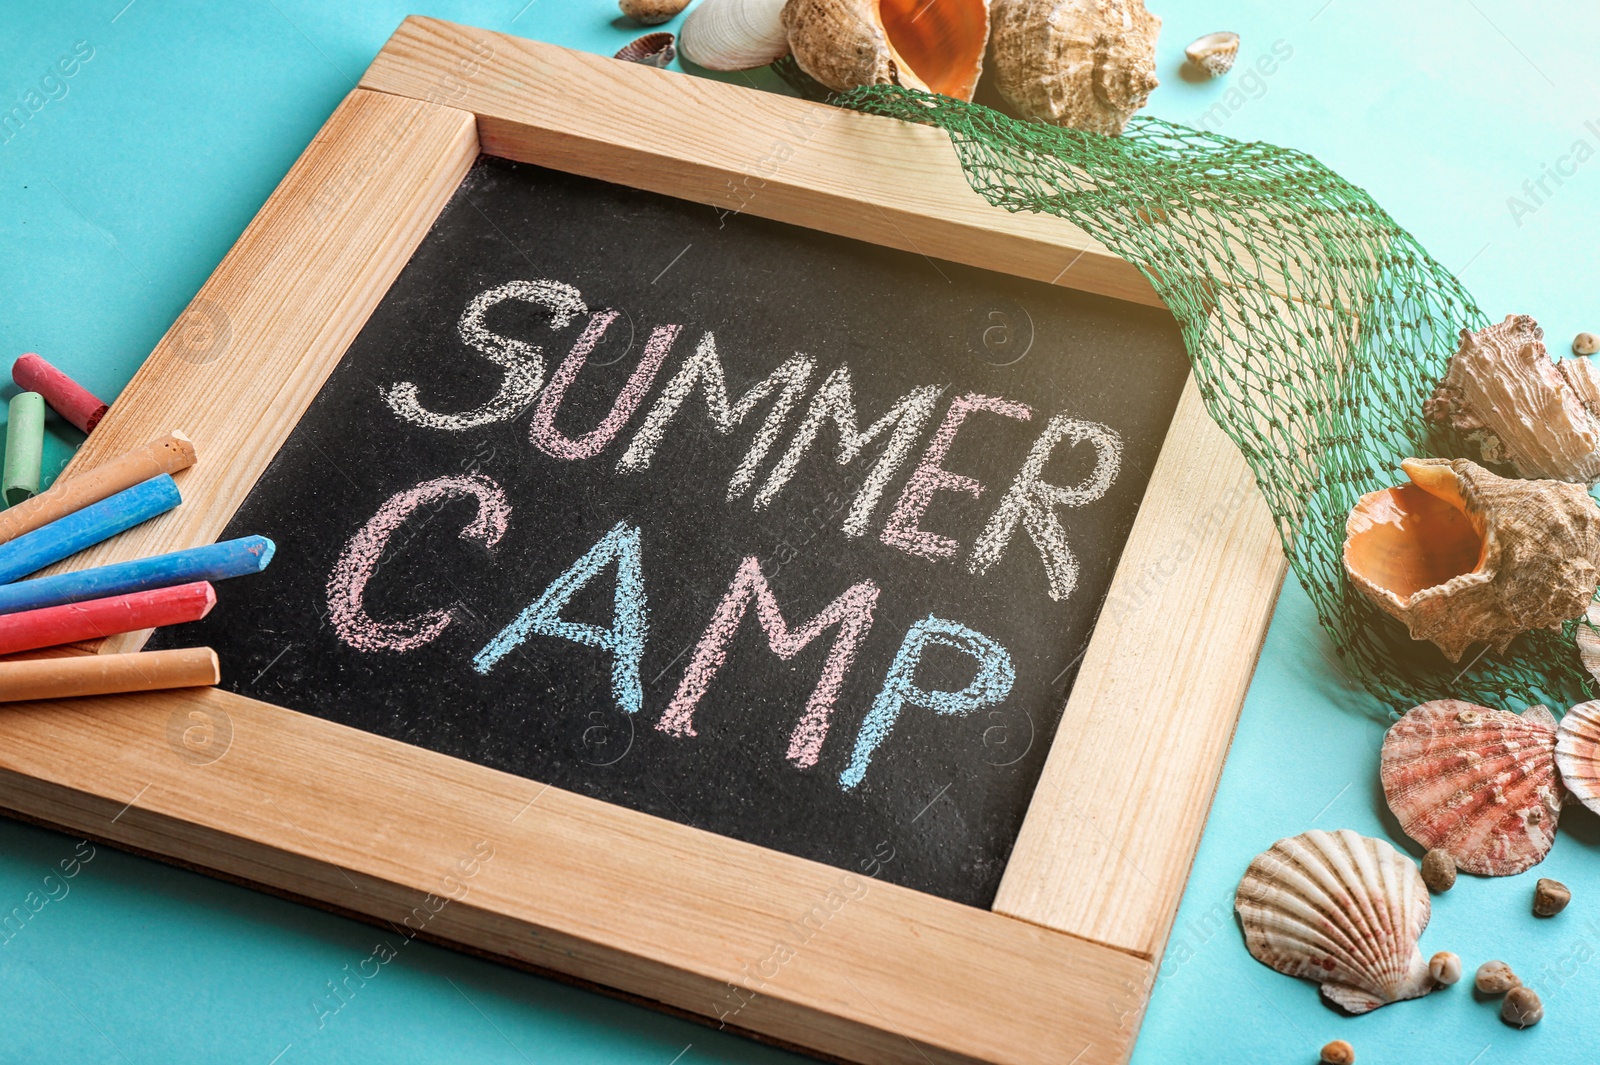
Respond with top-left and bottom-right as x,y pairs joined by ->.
0,647 -> 219,702
0,431 -> 196,547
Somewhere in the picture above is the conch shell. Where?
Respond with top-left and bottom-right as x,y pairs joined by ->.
1343,457 -> 1600,662
1424,315 -> 1600,483
988,0 -> 1161,135
1381,701 -> 1564,877
1236,829 -> 1435,1013
1555,699 -> 1600,817
783,0 -> 991,99
681,0 -> 791,71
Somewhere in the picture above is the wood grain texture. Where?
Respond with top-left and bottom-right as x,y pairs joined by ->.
0,684 -> 1148,1065
51,88 -> 479,654
358,17 -> 1160,308
993,380 -> 1285,957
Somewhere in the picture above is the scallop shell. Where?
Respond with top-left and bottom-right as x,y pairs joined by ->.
783,0 -> 992,100
1381,700 -> 1564,876
681,0 -> 790,71
1343,457 -> 1600,662
1424,315 -> 1600,484
1555,699 -> 1600,815
1235,829 -> 1434,1014
988,0 -> 1161,135
619,0 -> 691,24
614,32 -> 678,67
1184,31 -> 1239,77
1578,601 -> 1600,683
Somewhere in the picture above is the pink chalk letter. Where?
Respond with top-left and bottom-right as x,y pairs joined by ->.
531,314 -> 682,461
658,556 -> 879,767
326,474 -> 511,653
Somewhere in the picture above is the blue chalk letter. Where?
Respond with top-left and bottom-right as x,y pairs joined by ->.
840,614 -> 1016,790
474,521 -> 648,715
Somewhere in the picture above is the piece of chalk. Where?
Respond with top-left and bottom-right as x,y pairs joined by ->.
0,647 -> 219,702
3,392 -> 45,507
0,582 -> 215,656
13,353 -> 110,434
0,535 -> 273,616
0,431 -> 196,547
0,474 -> 182,586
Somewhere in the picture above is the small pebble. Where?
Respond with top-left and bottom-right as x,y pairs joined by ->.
1421,849 -> 1456,893
1502,985 -> 1543,1028
1319,1039 -> 1355,1065
1575,331 -> 1599,356
1429,950 -> 1462,986
1534,877 -> 1571,917
1476,960 -> 1520,994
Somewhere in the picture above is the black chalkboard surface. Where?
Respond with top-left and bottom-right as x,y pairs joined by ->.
151,156 -> 1190,906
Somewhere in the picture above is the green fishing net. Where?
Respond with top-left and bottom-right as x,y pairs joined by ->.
831,84 -> 1594,715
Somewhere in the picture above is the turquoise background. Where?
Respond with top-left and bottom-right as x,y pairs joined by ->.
2,1 -> 1597,1061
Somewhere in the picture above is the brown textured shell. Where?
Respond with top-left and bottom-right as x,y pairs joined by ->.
1555,699 -> 1600,816
619,0 -> 691,25
1424,315 -> 1600,483
1236,829 -> 1435,1013
1380,701 -> 1565,877
1343,457 -> 1600,662
782,0 -> 991,99
987,0 -> 1161,135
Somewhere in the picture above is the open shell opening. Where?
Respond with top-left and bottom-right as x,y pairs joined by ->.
877,0 -> 989,99
1344,465 -> 1487,603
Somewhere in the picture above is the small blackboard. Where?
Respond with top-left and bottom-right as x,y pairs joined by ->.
151,156 -> 1189,906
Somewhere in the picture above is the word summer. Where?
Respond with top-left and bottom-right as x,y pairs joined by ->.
382,278 -> 1125,602
327,279 -> 1127,790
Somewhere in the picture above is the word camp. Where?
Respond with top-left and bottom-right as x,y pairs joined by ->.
327,278 -> 1126,790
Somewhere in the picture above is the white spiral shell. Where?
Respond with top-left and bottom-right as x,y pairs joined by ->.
1236,829 -> 1435,1013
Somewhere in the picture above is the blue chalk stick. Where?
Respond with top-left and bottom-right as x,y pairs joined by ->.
0,535 -> 275,615
0,474 -> 183,586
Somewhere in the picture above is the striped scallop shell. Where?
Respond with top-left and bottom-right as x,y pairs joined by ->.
1555,699 -> 1600,815
1236,829 -> 1434,1013
1380,700 -> 1564,876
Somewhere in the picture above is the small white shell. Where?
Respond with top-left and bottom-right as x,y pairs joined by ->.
1236,829 -> 1435,1013
1185,31 -> 1240,77
1556,699 -> 1600,816
680,0 -> 789,71
1575,332 -> 1599,356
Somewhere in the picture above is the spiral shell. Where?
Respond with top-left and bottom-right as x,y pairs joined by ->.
1343,457 -> 1600,662
1236,829 -> 1435,1013
1381,700 -> 1564,876
1555,699 -> 1600,816
988,0 -> 1161,135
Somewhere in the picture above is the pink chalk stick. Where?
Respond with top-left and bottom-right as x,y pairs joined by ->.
0,581 -> 215,655
13,353 -> 110,434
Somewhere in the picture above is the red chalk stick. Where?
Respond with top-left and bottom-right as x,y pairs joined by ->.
0,581 -> 215,655
13,353 -> 110,434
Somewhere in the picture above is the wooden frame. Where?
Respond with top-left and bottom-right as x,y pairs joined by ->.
2,18 -> 1285,1065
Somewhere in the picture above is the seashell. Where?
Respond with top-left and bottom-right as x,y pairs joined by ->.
619,0 -> 692,24
614,32 -> 678,67
681,0 -> 790,71
1428,950 -> 1461,986
1502,985 -> 1543,1027
1575,332 -> 1599,356
1184,31 -> 1239,77
1554,698 -> 1600,815
1319,1042 -> 1355,1065
1476,959 -> 1520,994
1343,457 -> 1600,662
782,0 -> 991,100
988,0 -> 1161,135
1578,602 -> 1600,684
1424,315 -> 1600,483
1235,829 -> 1435,1014
1380,700 -> 1565,877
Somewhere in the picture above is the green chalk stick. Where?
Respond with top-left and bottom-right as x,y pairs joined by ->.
3,392 -> 45,509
